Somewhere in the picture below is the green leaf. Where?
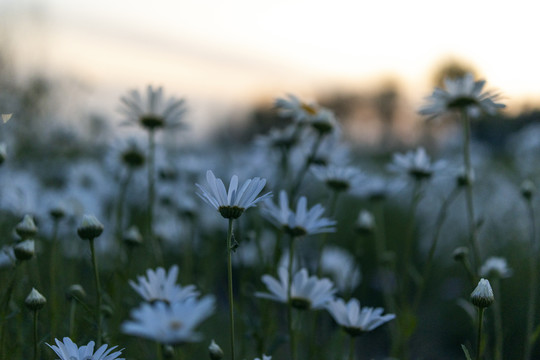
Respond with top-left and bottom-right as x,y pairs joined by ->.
461,344 -> 473,360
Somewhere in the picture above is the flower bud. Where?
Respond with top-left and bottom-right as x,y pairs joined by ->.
521,180 -> 535,200
25,288 -> 46,311
452,247 -> 469,262
355,210 -> 375,235
15,214 -> 38,240
14,239 -> 35,261
208,339 -> 224,360
123,226 -> 143,247
0,143 -> 7,165
163,345 -> 175,359
77,215 -> 104,240
457,168 -> 475,187
49,204 -> 66,220
470,278 -> 494,308
66,284 -> 86,301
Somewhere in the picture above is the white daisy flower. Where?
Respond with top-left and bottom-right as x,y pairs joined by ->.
262,190 -> 336,237
326,298 -> 395,336
122,295 -> 215,344
120,85 -> 186,131
388,147 -> 444,180
47,337 -> 124,360
311,164 -> 364,192
255,267 -> 336,310
196,170 -> 271,219
320,247 -> 361,293
479,257 -> 513,279
419,73 -> 505,120
275,94 -> 337,134
129,265 -> 199,304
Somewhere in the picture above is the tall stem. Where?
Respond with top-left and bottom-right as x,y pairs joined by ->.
287,235 -> 297,360
476,308 -> 485,360
461,109 -> 481,270
0,264 -> 18,358
147,129 -> 162,264
492,279 -> 503,360
524,198 -> 537,360
348,335 -> 355,360
226,219 -> 236,360
49,218 -> 60,338
89,238 -> 103,347
32,310 -> 38,360
290,133 -> 324,199
69,299 -> 76,339
115,168 -> 133,248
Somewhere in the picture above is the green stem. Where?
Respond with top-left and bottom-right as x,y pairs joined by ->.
147,129 -> 163,265
290,133 -> 324,199
226,219 -> 236,360
476,307 -> 485,360
0,264 -> 18,358
287,235 -> 297,360
414,186 -> 460,310
32,310 -> 38,360
89,238 -> 103,347
493,279 -> 503,360
69,299 -> 76,339
115,168 -> 133,249
524,198 -> 537,360
156,342 -> 164,360
50,218 -> 60,338
348,335 -> 355,360
461,109 -> 481,270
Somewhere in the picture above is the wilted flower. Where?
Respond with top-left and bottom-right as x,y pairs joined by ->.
129,265 -> 199,304
419,73 -> 505,120
479,257 -> 513,279
262,190 -> 336,237
196,170 -> 271,219
470,278 -> 495,308
122,296 -> 215,344
47,337 -> 124,360
326,297 -> 395,336
388,147 -> 444,180
120,85 -> 186,131
256,267 -> 336,310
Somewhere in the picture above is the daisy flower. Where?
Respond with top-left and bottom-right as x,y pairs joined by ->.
320,247 -> 361,293
129,265 -> 199,304
122,295 -> 215,344
388,147 -> 444,180
255,267 -> 336,310
311,164 -> 364,192
419,73 -> 505,120
262,190 -> 336,237
120,85 -> 186,131
326,298 -> 395,336
275,94 -> 337,134
196,170 -> 272,219
47,337 -> 124,360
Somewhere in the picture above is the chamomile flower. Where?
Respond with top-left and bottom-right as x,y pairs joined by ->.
388,147 -> 444,180
419,73 -> 505,120
275,94 -> 321,123
255,267 -> 336,310
196,170 -> 271,219
122,296 -> 215,344
262,190 -> 336,237
311,164 -> 364,192
325,298 -> 395,336
120,85 -> 186,131
129,265 -> 199,304
47,337 -> 124,360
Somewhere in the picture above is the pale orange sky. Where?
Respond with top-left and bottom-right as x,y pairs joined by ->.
2,0 -> 540,136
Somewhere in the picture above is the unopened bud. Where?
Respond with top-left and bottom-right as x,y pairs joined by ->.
163,345 -> 175,359
209,339 -> 224,360
77,215 -> 104,240
0,143 -> 7,165
14,239 -> 35,261
355,210 -> 375,234
66,284 -> 86,301
123,226 -> 143,247
15,214 -> 37,240
453,247 -> 469,262
470,278 -> 494,308
521,180 -> 535,200
25,288 -> 46,310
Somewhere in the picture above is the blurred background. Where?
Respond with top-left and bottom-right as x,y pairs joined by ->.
1,0 -> 540,147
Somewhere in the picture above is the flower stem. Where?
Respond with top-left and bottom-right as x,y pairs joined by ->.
69,299 -> 77,339
290,133 -> 324,199
348,335 -> 355,360
226,219 -> 236,360
461,109 -> 481,270
89,238 -> 103,347
476,307 -> 485,360
147,129 -> 163,265
524,197 -> 537,360
492,279 -> 503,360
115,168 -> 133,249
32,310 -> 38,360
287,235 -> 297,360
49,218 -> 60,338
156,342 -> 164,360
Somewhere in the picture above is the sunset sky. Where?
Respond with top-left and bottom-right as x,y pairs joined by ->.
2,0 -> 540,135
